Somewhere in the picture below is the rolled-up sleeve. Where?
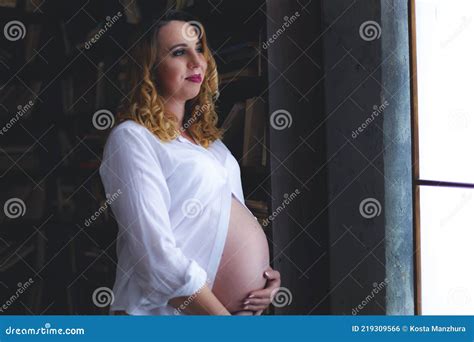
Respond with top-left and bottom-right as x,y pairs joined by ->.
99,126 -> 207,308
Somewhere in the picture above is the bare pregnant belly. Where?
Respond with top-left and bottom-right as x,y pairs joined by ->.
212,195 -> 270,313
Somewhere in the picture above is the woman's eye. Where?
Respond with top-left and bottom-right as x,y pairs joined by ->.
172,46 -> 203,57
172,49 -> 185,57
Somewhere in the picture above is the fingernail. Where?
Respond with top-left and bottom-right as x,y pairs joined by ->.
243,300 -> 250,305
248,295 -> 255,298
264,271 -> 270,277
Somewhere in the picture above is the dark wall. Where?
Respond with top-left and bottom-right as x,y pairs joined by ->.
267,0 -> 414,315
266,0 -> 330,314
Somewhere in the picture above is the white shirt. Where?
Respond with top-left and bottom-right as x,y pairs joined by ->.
99,120 -> 245,315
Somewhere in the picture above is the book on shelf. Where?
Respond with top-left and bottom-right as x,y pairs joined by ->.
245,199 -> 269,228
122,0 -> 141,24
28,80 -> 42,109
219,42 -> 259,61
115,57 -> 129,93
117,71 -> 128,92
24,24 -> 42,62
61,77 -> 74,114
242,97 -> 267,168
0,84 -> 17,115
219,67 -> 260,85
59,21 -> 71,56
95,62 -> 106,108
0,243 -> 35,272
0,80 -> 42,120
221,101 -> 245,160
60,66 -> 98,114
245,199 -> 268,214
79,160 -> 101,170
221,97 -> 267,167
0,145 -> 40,171
24,0 -> 42,12
55,179 -> 77,219
0,0 -> 17,8
0,48 -> 14,73
172,0 -> 194,10
218,40 -> 262,84
221,101 -> 245,131
0,0 -> 16,8
57,129 -> 74,163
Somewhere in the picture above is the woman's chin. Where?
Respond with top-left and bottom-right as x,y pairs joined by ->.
183,86 -> 202,100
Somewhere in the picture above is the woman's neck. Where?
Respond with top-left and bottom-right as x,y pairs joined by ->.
164,97 -> 186,129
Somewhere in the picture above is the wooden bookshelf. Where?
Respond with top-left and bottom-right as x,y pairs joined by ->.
0,0 -> 275,315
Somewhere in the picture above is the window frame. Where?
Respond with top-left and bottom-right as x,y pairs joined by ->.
409,0 -> 474,315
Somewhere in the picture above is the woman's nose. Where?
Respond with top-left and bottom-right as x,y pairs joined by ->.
188,51 -> 201,69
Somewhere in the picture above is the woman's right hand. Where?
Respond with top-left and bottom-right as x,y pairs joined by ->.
241,267 -> 281,315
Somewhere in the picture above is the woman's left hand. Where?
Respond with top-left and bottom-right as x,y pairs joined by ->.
241,267 -> 281,315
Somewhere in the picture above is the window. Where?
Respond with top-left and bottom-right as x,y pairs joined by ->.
412,0 -> 474,314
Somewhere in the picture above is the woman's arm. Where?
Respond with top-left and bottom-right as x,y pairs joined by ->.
100,126 -> 210,309
169,285 -> 231,315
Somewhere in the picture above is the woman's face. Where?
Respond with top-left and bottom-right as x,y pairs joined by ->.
155,20 -> 208,103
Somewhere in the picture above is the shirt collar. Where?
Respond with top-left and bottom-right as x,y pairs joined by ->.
176,135 -> 189,144
176,135 -> 228,167
176,134 -> 200,146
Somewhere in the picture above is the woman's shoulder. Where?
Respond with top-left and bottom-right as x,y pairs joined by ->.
101,121 -> 166,163
106,120 -> 160,147
100,121 -> 162,169
210,138 -> 229,152
208,138 -> 230,157
110,120 -> 150,137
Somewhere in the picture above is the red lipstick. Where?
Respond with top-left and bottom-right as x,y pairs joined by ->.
185,74 -> 202,83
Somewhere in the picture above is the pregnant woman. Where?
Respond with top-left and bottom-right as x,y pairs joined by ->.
99,10 -> 280,315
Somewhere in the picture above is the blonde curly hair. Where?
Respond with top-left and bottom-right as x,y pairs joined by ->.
117,11 -> 222,148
